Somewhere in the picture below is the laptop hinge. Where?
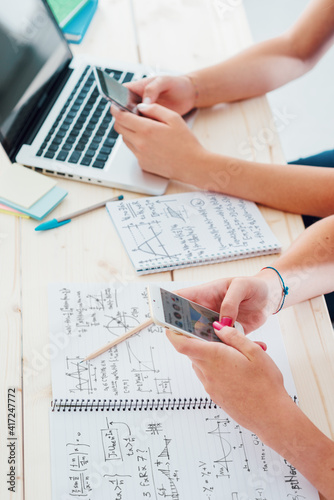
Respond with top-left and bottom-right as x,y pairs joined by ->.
9,64 -> 74,161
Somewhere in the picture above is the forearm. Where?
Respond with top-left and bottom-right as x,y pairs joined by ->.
175,152 -> 334,307
263,216 -> 334,307
256,398 -> 334,499
180,151 -> 334,218
187,0 -> 334,108
187,36 -> 308,107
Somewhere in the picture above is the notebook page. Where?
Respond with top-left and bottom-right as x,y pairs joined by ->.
106,192 -> 281,274
49,282 -> 208,402
50,404 -> 319,500
49,283 -> 297,403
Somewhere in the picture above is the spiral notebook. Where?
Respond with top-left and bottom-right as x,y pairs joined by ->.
49,283 -> 318,500
106,191 -> 281,275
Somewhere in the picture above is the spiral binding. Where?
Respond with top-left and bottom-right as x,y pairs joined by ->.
51,398 -> 217,412
138,245 -> 279,274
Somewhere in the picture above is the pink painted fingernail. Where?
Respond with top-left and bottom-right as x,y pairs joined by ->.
221,317 -> 233,327
213,317 -> 233,330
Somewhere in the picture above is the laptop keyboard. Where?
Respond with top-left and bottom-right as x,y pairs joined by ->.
36,66 -> 135,169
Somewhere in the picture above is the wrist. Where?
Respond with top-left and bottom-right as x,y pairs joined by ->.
255,393 -> 297,446
174,145 -> 211,186
185,74 -> 199,109
256,268 -> 287,315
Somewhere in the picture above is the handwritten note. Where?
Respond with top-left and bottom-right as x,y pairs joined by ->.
49,283 -> 318,499
50,283 -> 296,403
50,406 -> 319,500
106,192 -> 281,274
50,282 -> 207,401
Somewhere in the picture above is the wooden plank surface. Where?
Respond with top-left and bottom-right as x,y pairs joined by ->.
19,2 -> 171,500
0,1 -> 333,500
0,151 -> 24,500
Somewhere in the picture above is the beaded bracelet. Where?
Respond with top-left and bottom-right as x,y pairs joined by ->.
261,266 -> 289,314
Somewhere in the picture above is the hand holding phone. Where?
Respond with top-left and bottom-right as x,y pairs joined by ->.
148,284 -> 224,343
93,67 -> 142,114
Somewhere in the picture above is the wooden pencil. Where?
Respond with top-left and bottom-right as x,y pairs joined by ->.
82,318 -> 153,362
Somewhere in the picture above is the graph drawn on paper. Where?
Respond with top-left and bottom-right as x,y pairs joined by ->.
125,221 -> 179,259
65,357 -> 97,394
162,202 -> 188,223
126,342 -> 159,373
154,437 -> 180,499
235,424 -> 250,472
207,419 -> 233,477
158,436 -> 171,460
87,291 -> 106,311
104,311 -> 140,337
86,288 -> 118,311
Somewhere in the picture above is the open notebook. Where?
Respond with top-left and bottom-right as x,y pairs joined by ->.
49,283 -> 319,499
106,192 -> 281,275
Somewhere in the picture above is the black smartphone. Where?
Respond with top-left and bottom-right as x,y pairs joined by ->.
93,67 -> 142,114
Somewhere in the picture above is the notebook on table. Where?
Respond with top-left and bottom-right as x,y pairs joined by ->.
48,282 -> 319,500
106,191 -> 282,275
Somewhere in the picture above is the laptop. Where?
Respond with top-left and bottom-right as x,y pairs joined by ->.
0,0 -> 169,195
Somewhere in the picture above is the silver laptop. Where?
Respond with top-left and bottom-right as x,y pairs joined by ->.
0,0 -> 168,195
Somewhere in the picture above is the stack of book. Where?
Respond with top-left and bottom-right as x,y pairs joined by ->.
47,0 -> 98,44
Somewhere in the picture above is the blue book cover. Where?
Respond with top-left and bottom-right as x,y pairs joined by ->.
62,0 -> 98,44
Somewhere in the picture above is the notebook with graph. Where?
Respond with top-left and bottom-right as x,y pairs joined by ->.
48,282 -> 319,499
106,192 -> 282,275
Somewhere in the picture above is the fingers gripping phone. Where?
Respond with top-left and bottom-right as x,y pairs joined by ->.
148,285 -> 224,343
93,67 -> 142,114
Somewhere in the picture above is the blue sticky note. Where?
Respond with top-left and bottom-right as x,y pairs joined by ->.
0,186 -> 68,220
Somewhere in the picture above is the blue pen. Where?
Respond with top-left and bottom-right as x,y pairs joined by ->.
35,195 -> 123,231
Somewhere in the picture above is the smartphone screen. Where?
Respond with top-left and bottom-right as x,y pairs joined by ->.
94,67 -> 141,113
160,289 -> 222,342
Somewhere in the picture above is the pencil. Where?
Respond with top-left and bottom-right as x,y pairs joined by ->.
82,318 -> 153,362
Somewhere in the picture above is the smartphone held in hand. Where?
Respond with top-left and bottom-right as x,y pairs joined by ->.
93,67 -> 142,114
148,284 -> 224,342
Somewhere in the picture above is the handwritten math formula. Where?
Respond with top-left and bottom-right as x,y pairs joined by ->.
106,192 -> 281,274
51,408 -> 315,500
50,283 -> 207,401
49,283 -> 318,500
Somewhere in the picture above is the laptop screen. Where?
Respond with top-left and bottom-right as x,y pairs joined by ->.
0,0 -> 72,158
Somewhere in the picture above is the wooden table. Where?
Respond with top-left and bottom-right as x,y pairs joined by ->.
1,1 -> 333,499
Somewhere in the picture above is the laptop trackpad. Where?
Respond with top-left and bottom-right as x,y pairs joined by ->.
110,143 -> 169,196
